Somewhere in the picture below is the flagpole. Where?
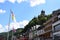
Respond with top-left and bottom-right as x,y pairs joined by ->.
10,9 -> 14,40
7,10 -> 11,40
10,10 -> 15,40
12,29 -> 13,40
12,27 -> 14,40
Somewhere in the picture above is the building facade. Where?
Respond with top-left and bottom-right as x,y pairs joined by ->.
52,9 -> 60,40
23,9 -> 60,40
29,25 -> 40,40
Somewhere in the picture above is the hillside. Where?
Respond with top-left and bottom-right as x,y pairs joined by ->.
0,28 -> 23,40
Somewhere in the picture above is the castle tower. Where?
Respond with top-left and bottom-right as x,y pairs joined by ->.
41,10 -> 45,16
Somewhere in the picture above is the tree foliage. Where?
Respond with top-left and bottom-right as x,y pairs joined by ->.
23,13 -> 52,33
0,28 -> 23,40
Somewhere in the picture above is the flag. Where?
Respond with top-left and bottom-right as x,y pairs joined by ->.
11,10 -> 15,21
11,13 -> 15,21
12,27 -> 16,32
10,10 -> 16,22
10,10 -> 16,32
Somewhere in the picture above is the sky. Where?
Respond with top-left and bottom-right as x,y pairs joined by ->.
0,0 -> 60,33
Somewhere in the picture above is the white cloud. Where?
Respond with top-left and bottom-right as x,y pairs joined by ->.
0,0 -> 45,7
19,20 -> 29,27
0,24 -> 5,33
8,0 -> 16,3
16,0 -> 27,3
16,0 -> 23,3
4,20 -> 29,32
0,0 -> 5,3
0,20 -> 29,33
30,0 -> 45,7
10,20 -> 29,29
0,9 -> 6,14
8,0 -> 27,3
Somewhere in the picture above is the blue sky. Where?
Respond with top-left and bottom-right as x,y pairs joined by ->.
0,0 -> 60,32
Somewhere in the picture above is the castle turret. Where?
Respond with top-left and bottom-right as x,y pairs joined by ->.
41,10 -> 45,16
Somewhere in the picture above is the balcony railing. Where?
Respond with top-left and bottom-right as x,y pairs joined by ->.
58,15 -> 60,18
53,31 -> 60,35
37,29 -> 45,36
37,29 -> 52,36
44,23 -> 52,29
52,20 -> 60,27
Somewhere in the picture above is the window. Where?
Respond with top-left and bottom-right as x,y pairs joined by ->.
54,24 -> 60,32
58,13 -> 60,15
54,35 -> 60,40
58,15 -> 60,20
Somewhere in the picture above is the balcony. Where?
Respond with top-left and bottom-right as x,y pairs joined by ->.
44,23 -> 52,29
53,31 -> 60,36
37,29 -> 45,36
44,30 -> 52,34
37,29 -> 52,36
58,15 -> 60,18
52,20 -> 60,27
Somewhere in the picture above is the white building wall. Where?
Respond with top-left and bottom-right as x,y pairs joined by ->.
29,32 -> 33,39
